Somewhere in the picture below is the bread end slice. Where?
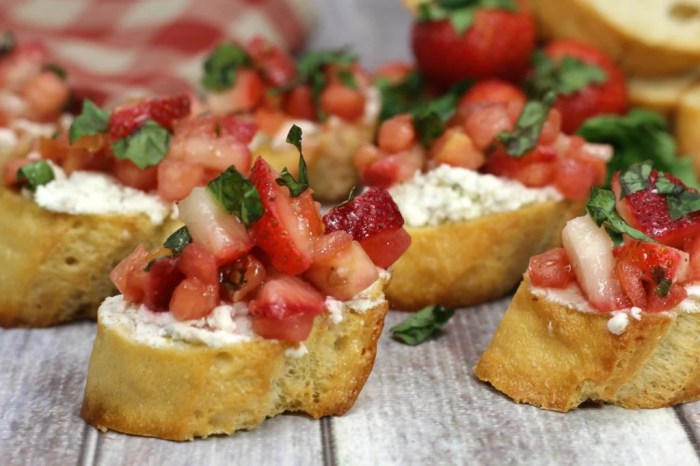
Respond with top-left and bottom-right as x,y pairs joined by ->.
474,277 -> 700,411
81,300 -> 389,441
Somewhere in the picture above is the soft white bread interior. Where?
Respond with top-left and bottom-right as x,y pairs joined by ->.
81,300 -> 389,441
525,0 -> 700,76
474,277 -> 700,412
0,189 -> 179,327
386,199 -> 582,311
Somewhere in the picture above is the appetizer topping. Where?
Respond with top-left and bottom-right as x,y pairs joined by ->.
529,164 -> 700,314
411,0 -> 536,88
15,159 -> 53,190
391,304 -> 455,346
201,43 -> 251,92
496,92 -> 556,157
111,128 -> 408,342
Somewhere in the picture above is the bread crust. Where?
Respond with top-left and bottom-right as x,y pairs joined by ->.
0,189 -> 180,327
254,120 -> 374,203
525,0 -> 700,77
386,199 -> 581,311
81,301 -> 389,441
474,277 -> 700,411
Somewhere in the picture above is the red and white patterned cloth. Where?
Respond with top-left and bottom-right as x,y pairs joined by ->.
0,0 -> 316,104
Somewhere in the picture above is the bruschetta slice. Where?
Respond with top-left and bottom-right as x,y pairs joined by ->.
81,143 -> 410,440
475,163 -> 700,411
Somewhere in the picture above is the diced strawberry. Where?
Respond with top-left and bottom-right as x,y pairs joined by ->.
310,230 -> 353,263
219,254 -> 267,302
249,274 -> 325,342
110,245 -> 151,303
292,190 -> 324,237
378,114 -> 415,154
109,94 -> 191,140
178,187 -> 253,264
646,282 -> 687,313
253,107 -> 286,135
358,227 -> 411,269
143,257 -> 184,312
613,171 -> 700,248
148,93 -> 191,131
108,102 -> 150,140
305,238 -> 378,300
169,277 -> 219,321
220,115 -> 258,144
178,243 -> 219,284
246,36 -> 297,87
353,144 -> 382,173
528,247 -> 575,288
156,158 -> 206,202
206,68 -> 264,115
485,145 -> 557,188
324,187 -> 404,241
249,157 -> 314,275
613,240 -> 689,284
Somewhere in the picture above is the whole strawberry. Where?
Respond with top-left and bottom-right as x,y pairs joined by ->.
411,0 -> 536,89
528,40 -> 628,134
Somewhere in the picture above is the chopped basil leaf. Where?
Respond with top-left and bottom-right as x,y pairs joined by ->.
201,43 -> 251,92
207,166 -> 263,227
111,119 -> 170,168
479,0 -> 517,8
346,186 -> 358,202
496,92 -> 556,157
448,7 -> 476,33
410,80 -> 471,147
69,99 -> 110,143
655,172 -> 700,220
655,278 -> 672,298
17,160 -> 54,191
586,187 -> 653,242
526,51 -> 607,100
0,32 -> 15,57
413,111 -> 444,148
375,71 -> 425,122
338,69 -> 358,90
578,109 -> 700,190
618,162 -> 652,197
275,125 -> 310,197
163,226 -> 192,254
391,305 -> 455,346
43,63 -> 67,80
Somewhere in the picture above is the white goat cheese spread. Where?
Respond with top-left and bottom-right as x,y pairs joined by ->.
606,312 -> 629,335
32,166 -> 171,225
100,270 -> 389,349
389,165 -> 562,228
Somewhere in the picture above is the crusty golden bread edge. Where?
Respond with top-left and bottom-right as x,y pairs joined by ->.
386,199 -> 583,311
474,277 -> 700,412
675,84 -> 700,175
0,189 -> 180,327
81,300 -> 389,441
525,0 -> 700,77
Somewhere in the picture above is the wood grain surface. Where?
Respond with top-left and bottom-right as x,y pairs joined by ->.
2,1 -> 700,465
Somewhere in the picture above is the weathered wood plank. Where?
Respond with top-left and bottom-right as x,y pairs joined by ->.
0,324 -> 96,466
331,302 -> 700,466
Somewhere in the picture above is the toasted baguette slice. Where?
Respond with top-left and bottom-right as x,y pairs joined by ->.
0,189 -> 179,327
386,199 -> 581,311
675,83 -> 700,174
474,277 -> 700,412
525,0 -> 700,76
81,300 -> 389,441
628,70 -> 700,115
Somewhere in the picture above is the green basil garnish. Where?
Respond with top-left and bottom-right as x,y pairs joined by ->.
69,99 -> 110,144
163,226 -> 192,255
526,51 -> 608,100
655,172 -> 700,220
111,120 -> 170,168
586,187 -> 653,242
618,162 -> 652,197
207,166 -> 263,227
275,124 -> 310,197
496,91 -> 556,157
201,43 -> 251,92
417,0 -> 517,34
391,305 -> 456,346
17,160 -> 54,191
375,71 -> 425,122
43,63 -> 67,81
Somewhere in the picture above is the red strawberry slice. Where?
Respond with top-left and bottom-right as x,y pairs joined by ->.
220,115 -> 258,144
613,171 -> 700,248
108,94 -> 191,139
249,157 -> 313,275
323,187 -> 410,268
613,240 -> 689,284
249,274 -> 325,342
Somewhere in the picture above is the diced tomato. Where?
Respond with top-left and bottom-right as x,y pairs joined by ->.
615,260 -> 647,309
373,61 -> 413,84
538,109 -> 562,146
353,144 -> 382,173
283,85 -> 317,121
429,128 -> 485,170
62,146 -> 114,175
113,158 -> 158,191
169,277 -> 219,321
143,257 -> 184,312
219,254 -> 267,302
359,227 -> 412,269
305,239 -> 379,300
646,282 -> 687,313
528,248 -> 574,288
178,187 -> 253,264
463,103 -> 514,151
252,313 -> 318,343
249,157 -> 313,275
253,107 -> 286,135
157,158 -> 206,202
553,157 -> 597,200
458,80 -> 527,110
378,114 -> 415,154
320,82 -> 365,122
178,243 -> 219,284
684,236 -> 700,282
361,148 -> 424,189
485,145 -> 556,187
39,135 -> 69,164
110,245 -> 150,303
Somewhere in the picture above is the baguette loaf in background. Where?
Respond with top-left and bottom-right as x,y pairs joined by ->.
475,277 -> 700,412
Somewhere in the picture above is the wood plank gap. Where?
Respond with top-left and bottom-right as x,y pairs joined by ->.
674,406 -> 700,458
77,424 -> 98,466
320,417 -> 337,466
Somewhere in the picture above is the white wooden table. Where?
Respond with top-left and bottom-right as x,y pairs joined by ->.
3,1 -> 700,465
